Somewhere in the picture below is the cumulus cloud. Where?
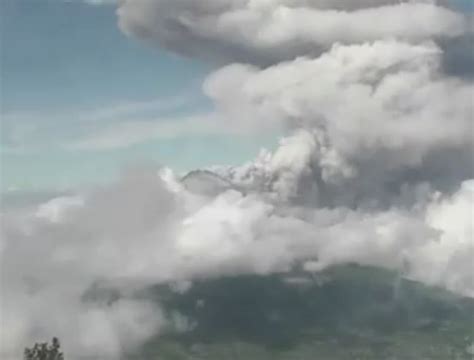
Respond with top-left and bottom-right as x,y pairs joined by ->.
207,40 -> 473,206
117,0 -> 467,66
2,168 -> 473,358
2,0 -> 473,358
0,169 -> 174,359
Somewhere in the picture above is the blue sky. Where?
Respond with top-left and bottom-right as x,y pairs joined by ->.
1,0 -> 471,193
0,0 -> 275,192
457,0 -> 473,11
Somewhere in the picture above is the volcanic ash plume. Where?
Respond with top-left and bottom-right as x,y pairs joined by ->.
1,0 -> 473,358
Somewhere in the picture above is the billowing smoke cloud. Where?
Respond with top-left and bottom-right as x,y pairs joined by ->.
117,0 -> 467,67
2,166 -> 473,358
2,0 -> 473,358
206,40 -> 474,206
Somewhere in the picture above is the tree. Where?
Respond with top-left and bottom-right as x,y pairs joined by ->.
24,337 -> 64,360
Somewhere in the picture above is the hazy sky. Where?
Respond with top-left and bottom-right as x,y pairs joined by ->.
0,0 -> 471,192
1,0 -> 277,192
2,1 -> 473,358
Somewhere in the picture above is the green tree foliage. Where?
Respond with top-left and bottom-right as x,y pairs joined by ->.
24,337 -> 64,360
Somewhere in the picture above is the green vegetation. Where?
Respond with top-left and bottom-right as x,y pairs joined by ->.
24,337 -> 64,360
25,266 -> 473,359
132,265 -> 474,360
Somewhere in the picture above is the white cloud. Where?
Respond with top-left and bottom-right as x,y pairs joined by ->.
3,0 -> 474,358
67,114 -> 222,150
1,94 -> 200,152
206,40 -> 473,206
62,0 -> 116,6
117,0 -> 466,64
2,165 -> 473,358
